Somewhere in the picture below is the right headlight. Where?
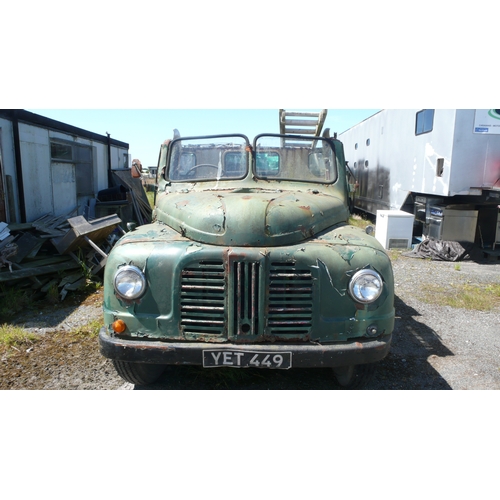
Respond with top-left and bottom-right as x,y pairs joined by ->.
113,265 -> 147,300
349,269 -> 383,304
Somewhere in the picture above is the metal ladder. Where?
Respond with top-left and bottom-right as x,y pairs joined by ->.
279,109 -> 328,146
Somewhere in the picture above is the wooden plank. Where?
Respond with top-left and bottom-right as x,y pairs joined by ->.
111,170 -> 152,223
0,235 -> 15,250
17,256 -> 73,268
51,214 -> 121,254
7,222 -> 34,232
0,259 -> 81,282
11,232 -> 44,263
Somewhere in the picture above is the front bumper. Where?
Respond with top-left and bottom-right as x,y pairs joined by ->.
99,328 -> 392,368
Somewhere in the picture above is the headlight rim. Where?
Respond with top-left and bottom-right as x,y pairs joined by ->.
113,264 -> 147,300
349,268 -> 383,304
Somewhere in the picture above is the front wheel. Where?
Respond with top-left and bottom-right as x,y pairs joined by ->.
112,360 -> 165,386
333,363 -> 377,389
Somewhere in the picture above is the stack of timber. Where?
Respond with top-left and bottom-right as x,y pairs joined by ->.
87,176 -> 152,229
110,171 -> 152,225
0,211 -> 123,300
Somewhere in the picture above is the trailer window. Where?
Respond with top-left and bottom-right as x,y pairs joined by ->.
415,109 -> 435,135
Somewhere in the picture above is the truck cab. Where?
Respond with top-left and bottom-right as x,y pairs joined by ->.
99,131 -> 395,388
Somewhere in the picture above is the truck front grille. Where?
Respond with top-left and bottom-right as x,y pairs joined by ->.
180,260 -> 225,335
180,258 -> 313,339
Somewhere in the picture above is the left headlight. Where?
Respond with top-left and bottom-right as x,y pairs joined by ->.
349,269 -> 383,304
113,265 -> 147,300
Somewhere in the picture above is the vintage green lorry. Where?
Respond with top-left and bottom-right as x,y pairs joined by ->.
99,130 -> 395,388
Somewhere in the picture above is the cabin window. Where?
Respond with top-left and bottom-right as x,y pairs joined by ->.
366,138 -> 370,146
415,109 -> 435,135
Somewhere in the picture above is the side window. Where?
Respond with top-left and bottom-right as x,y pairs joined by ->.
415,109 -> 435,135
256,152 -> 280,176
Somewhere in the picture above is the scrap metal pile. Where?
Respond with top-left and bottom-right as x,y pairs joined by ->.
0,168 -> 153,300
0,212 -> 123,300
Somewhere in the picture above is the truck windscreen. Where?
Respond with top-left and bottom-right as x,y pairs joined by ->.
253,134 -> 337,184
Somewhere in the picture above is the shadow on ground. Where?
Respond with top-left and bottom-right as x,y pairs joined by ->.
133,294 -> 453,390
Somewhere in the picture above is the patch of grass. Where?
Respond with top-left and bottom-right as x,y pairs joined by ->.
421,283 -> 500,311
348,214 -> 373,230
70,319 -> 102,339
0,324 -> 38,349
387,249 -> 404,261
146,191 -> 155,209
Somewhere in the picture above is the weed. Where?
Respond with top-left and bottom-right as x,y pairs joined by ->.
0,286 -> 33,322
349,214 -> 372,230
454,263 -> 461,271
70,319 -> 102,339
46,282 -> 60,304
0,324 -> 38,349
388,249 -> 403,261
146,191 -> 155,209
72,249 -> 103,295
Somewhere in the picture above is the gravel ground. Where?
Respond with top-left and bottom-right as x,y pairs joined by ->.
1,251 -> 499,390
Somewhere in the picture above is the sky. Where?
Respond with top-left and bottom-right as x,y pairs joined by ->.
26,109 -> 380,168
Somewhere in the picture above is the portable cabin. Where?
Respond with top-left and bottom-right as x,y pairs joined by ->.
0,109 -> 130,224
339,109 -> 500,247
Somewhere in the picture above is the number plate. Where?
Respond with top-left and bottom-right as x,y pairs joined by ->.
203,350 -> 292,369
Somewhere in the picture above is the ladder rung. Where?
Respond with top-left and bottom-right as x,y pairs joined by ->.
279,109 -> 327,138
282,111 -> 321,118
283,119 -> 321,127
283,128 -> 316,135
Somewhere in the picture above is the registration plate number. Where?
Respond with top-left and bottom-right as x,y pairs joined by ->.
203,350 -> 292,369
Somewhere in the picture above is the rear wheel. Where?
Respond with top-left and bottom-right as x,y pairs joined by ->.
112,360 -> 165,386
333,363 -> 377,389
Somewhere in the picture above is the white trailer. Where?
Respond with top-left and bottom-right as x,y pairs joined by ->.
339,109 -> 500,247
0,110 -> 130,224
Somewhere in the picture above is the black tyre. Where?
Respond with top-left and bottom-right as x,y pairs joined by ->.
112,360 -> 165,386
333,363 -> 377,389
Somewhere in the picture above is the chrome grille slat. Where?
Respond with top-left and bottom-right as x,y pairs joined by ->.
233,261 -> 260,336
268,263 -> 313,335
